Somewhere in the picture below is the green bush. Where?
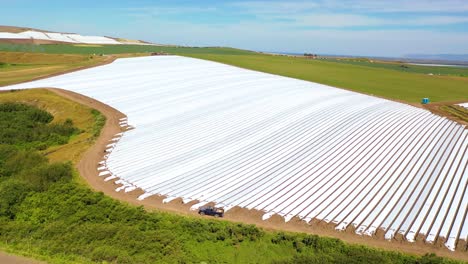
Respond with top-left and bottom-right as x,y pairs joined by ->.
0,179 -> 32,219
16,162 -> 73,191
2,149 -> 47,178
0,103 -> 79,149
91,109 -> 106,138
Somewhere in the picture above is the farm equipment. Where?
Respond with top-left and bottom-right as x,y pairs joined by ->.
198,206 -> 224,218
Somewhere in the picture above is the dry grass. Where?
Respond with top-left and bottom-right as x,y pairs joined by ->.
0,52 -> 112,86
0,25 -> 46,33
440,105 -> 468,123
73,44 -> 104,47
0,52 -> 94,64
0,51 -> 156,87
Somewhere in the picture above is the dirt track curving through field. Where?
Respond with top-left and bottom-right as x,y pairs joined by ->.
38,88 -> 468,262
0,251 -> 43,264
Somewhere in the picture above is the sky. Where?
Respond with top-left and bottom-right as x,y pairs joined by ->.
1,0 -> 468,57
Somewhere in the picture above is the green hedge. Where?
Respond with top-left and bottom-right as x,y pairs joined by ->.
0,103 -> 79,149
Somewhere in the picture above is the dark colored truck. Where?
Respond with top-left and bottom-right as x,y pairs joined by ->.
198,206 -> 224,218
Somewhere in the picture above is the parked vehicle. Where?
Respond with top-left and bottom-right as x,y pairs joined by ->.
198,206 -> 224,217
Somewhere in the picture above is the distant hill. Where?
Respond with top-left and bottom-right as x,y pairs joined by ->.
0,25 -> 50,33
405,54 -> 468,62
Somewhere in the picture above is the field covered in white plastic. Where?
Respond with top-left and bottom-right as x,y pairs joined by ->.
3,56 -> 467,251
458,103 -> 468,109
0,30 -> 122,44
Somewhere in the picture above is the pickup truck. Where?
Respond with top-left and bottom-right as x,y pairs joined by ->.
198,206 -> 224,218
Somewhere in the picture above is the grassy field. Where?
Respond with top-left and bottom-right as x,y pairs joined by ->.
181,53 -> 468,103
1,44 -> 466,103
0,51 -> 155,86
0,90 -> 460,263
0,43 -> 253,55
0,52 -> 111,86
321,58 -> 468,77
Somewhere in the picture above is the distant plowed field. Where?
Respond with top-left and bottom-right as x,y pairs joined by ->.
3,56 -> 467,252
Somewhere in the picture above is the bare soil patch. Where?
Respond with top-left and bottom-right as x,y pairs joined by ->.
423,100 -> 468,126
0,251 -> 43,264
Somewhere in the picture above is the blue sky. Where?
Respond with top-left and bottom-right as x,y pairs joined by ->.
1,0 -> 468,56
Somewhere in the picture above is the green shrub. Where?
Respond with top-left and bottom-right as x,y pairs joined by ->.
17,162 -> 73,191
0,103 -> 79,148
3,150 -> 47,178
91,109 -> 106,138
0,179 -> 32,219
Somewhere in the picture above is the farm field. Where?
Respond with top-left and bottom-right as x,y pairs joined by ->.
1,44 -> 467,103
0,52 -> 112,86
3,56 -> 467,253
0,51 -> 155,86
0,43 -> 253,56
181,53 -> 468,103
320,58 -> 468,77
1,90 -> 456,264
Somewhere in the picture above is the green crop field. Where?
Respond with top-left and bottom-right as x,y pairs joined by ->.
0,43 -> 253,56
180,53 -> 468,103
1,43 -> 467,103
321,58 -> 468,77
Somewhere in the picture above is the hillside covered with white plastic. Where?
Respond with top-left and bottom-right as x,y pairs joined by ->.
0,30 -> 122,44
2,56 -> 467,251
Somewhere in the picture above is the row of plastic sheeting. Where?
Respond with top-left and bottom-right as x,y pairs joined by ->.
0,32 -> 29,39
0,30 -> 121,44
2,56 -> 467,251
63,34 -> 121,45
457,103 -> 468,109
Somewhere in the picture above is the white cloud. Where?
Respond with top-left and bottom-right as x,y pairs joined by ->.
288,14 -> 468,28
111,1 -> 468,56
121,6 -> 218,21
120,1 -> 468,29
123,18 -> 468,56
229,1 -> 468,28
292,14 -> 381,27
231,1 -> 320,14
233,0 -> 468,14
334,0 -> 468,13
410,15 -> 468,25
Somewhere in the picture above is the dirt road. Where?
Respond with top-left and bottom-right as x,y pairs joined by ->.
0,251 -> 43,264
